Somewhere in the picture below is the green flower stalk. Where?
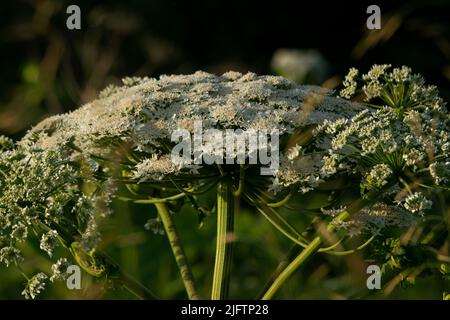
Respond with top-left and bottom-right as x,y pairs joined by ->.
262,190 -> 379,299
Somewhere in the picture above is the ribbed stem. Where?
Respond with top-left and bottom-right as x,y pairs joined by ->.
262,192 -> 378,300
211,179 -> 235,300
155,202 -> 200,300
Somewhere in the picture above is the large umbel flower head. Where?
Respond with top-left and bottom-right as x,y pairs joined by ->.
18,71 -> 366,225
21,71 -> 363,177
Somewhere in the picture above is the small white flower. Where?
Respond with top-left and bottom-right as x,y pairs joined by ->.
40,230 -> 59,257
286,144 -> 302,160
50,258 -> 70,282
362,80 -> 383,101
0,246 -> 23,267
362,64 -> 391,81
340,68 -> 359,99
389,66 -> 412,82
11,222 -> 28,242
0,135 -> 14,150
321,154 -> 340,176
404,192 -> 432,215
134,154 -> 179,182
364,164 -> 393,190
403,148 -> 424,166
429,162 -> 450,185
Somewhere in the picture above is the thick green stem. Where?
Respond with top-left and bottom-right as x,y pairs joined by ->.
154,202 -> 200,300
262,192 -> 378,300
211,179 -> 235,300
257,243 -> 302,299
262,236 -> 322,300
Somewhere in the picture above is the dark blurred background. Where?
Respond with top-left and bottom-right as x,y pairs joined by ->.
1,0 -> 449,137
0,0 -> 449,299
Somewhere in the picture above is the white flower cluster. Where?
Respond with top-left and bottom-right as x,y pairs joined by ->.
331,203 -> 417,237
0,146 -> 102,297
0,135 -> 14,151
0,147 -> 98,251
133,154 -> 180,182
40,230 -> 59,257
311,65 -> 449,233
403,192 -> 433,216
50,258 -> 70,282
364,164 -> 393,191
21,71 -> 364,183
271,152 -> 324,194
429,161 -> 450,186
314,103 -> 448,193
271,48 -> 329,83
144,218 -> 165,235
0,246 -> 23,267
339,64 -> 445,113
340,68 -> 358,99
21,273 -> 48,299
